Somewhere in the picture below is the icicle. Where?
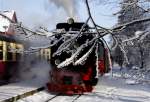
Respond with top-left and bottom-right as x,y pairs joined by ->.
74,42 -> 96,65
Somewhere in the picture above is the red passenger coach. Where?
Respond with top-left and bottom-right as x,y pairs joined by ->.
0,34 -> 24,82
47,18 -> 112,95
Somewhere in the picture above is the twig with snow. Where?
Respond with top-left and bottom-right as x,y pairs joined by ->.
74,42 -> 96,66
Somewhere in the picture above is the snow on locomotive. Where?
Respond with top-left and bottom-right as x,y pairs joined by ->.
47,18 -> 112,95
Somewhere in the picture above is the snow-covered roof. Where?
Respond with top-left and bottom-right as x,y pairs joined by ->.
0,10 -> 17,33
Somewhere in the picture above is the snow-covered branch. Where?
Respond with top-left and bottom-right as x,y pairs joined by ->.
122,31 -> 145,43
56,37 -> 97,68
74,42 -> 96,66
113,17 -> 150,30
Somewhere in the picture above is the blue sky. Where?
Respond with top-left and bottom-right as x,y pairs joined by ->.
0,0 -> 120,30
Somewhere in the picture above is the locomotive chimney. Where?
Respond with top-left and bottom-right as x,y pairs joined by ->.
67,18 -> 74,24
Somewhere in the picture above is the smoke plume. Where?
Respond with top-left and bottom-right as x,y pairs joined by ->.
10,35 -> 51,84
49,0 -> 77,18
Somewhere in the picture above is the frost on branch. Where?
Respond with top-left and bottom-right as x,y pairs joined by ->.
57,39 -> 89,68
74,42 -> 96,66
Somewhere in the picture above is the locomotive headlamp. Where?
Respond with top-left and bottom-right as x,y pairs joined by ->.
67,18 -> 74,24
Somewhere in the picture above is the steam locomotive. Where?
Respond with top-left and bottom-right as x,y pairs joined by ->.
47,18 -> 112,95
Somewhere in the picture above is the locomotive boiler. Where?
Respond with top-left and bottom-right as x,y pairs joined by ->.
47,18 -> 112,95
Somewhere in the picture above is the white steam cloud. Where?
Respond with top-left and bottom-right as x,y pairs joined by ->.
10,35 -> 51,84
49,0 -> 77,18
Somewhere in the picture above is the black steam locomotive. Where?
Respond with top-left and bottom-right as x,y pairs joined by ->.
47,18 -> 112,95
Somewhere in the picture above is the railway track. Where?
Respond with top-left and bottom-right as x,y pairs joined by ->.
44,94 -> 82,102
0,79 -> 94,102
0,81 -> 83,102
71,95 -> 82,102
0,82 -> 83,102
45,93 -> 61,102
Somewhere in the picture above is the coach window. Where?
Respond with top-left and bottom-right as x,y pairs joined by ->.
40,49 -> 43,55
40,49 -> 43,59
47,49 -> 50,59
0,52 -> 2,60
0,41 -> 2,60
16,44 -> 23,53
44,49 -> 47,59
3,41 -> 7,61
44,49 -> 50,60
44,49 -> 47,60
9,43 -> 16,52
7,52 -> 13,61
7,43 -> 13,61
16,44 -> 23,60
10,43 -> 16,61
0,41 -> 3,51
46,49 -> 51,60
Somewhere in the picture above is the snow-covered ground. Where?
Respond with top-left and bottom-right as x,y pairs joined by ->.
0,78 -> 46,102
17,67 -> 150,102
